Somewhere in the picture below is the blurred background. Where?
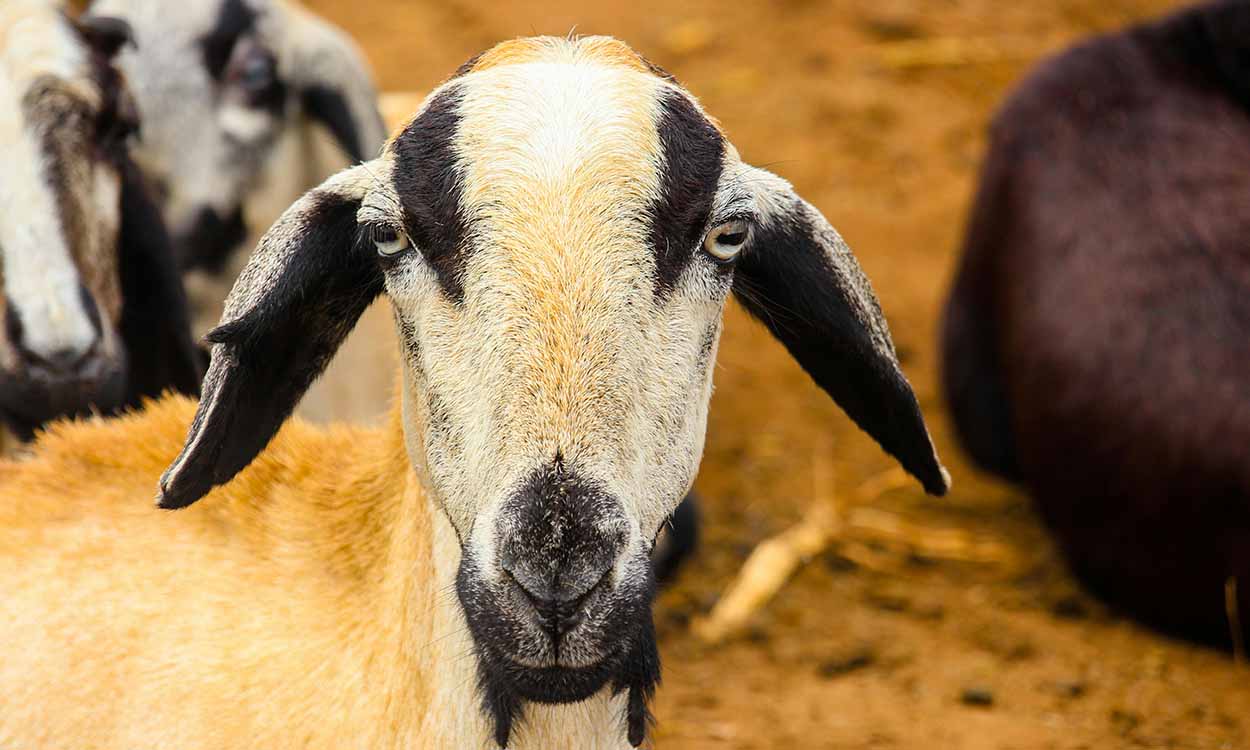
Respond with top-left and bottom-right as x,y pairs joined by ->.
287,1 -> 1246,748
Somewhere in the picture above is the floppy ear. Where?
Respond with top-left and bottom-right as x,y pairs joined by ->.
283,4 -> 387,162
117,157 -> 204,405
733,168 -> 950,496
157,162 -> 384,509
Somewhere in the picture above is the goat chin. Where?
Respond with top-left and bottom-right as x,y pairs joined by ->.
0,393 -> 638,749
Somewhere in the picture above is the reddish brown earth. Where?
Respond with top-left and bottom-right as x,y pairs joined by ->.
300,1 -> 1248,747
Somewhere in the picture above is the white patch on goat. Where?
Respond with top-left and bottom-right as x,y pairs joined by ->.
0,2 -> 101,364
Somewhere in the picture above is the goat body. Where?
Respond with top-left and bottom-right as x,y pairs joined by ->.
0,396 -> 633,748
943,0 -> 1250,644
2,35 -> 947,747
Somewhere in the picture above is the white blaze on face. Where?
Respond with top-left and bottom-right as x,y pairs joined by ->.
0,3 -> 102,366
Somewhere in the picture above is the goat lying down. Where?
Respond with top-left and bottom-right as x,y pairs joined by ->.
0,36 -> 948,749
943,0 -> 1250,645
0,0 -> 201,441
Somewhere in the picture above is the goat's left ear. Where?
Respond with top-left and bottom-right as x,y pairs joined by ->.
283,5 -> 387,162
733,168 -> 950,496
157,162 -> 385,510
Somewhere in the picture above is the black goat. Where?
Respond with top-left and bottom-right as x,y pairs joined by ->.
943,0 -> 1250,647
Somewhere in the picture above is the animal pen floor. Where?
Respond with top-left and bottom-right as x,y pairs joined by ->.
297,0 -> 1247,747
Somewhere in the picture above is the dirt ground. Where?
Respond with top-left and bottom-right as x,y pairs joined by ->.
294,1 -> 1248,747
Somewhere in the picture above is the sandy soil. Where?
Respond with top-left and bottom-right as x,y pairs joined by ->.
294,1 -> 1249,747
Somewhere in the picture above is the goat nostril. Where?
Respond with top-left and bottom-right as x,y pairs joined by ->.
502,562 -> 613,639
19,342 -> 101,380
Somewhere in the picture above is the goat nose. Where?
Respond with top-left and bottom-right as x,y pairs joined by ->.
501,556 -> 613,638
5,298 -> 103,380
20,341 -> 100,380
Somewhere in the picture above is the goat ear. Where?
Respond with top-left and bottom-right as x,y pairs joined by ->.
733,167 -> 950,496
75,15 -> 135,60
157,162 -> 384,509
117,158 -> 204,405
284,5 -> 387,162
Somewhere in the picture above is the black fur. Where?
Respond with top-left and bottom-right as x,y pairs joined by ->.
458,461 -> 661,747
651,492 -> 699,585
176,205 -> 248,272
942,0 -> 1250,645
117,157 -> 204,406
734,199 -> 948,496
392,87 -> 469,301
74,15 -> 135,59
650,89 -> 724,297
158,190 -> 383,509
199,0 -> 258,81
302,83 -> 367,162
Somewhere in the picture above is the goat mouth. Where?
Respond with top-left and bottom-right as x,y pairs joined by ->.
471,622 -> 660,749
0,363 -> 127,438
457,554 -> 661,748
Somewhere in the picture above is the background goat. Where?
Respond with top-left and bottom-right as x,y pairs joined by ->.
942,0 -> 1250,646
87,0 -> 388,276
0,0 -> 201,443
0,36 -> 947,748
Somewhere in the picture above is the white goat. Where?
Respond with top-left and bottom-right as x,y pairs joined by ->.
0,36 -> 948,749
0,0 -> 201,443
87,0 -> 388,274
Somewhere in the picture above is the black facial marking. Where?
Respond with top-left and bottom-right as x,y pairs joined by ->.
650,89 -> 725,297
200,0 -> 259,81
455,460 -> 661,746
637,53 -> 678,83
393,87 -> 469,301
450,51 -> 485,79
74,15 -> 134,60
226,38 -> 286,117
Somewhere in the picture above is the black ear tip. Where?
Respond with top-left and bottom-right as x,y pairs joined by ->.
155,471 -> 205,510
923,465 -> 953,497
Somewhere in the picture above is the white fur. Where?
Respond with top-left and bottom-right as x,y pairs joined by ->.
0,1 -> 103,364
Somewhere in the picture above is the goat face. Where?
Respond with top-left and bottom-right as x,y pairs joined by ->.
89,0 -> 386,272
158,37 -> 950,746
0,5 -> 137,438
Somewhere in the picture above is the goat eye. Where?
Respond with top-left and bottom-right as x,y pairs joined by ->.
373,226 -> 410,258
703,220 -> 750,262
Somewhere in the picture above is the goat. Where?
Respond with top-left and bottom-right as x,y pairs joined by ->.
0,0 -> 201,441
942,0 -> 1250,646
0,36 -> 949,748
87,0 -> 388,274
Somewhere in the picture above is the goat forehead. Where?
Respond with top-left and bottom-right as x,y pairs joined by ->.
389,47 -> 726,301
459,35 -> 667,79
456,63 -> 666,256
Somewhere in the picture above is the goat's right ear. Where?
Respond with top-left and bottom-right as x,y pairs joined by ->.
157,162 -> 384,509
284,4 -> 387,163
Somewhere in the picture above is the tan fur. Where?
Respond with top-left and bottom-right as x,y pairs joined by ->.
466,35 -> 655,78
0,389 -> 638,748
0,35 -> 863,748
